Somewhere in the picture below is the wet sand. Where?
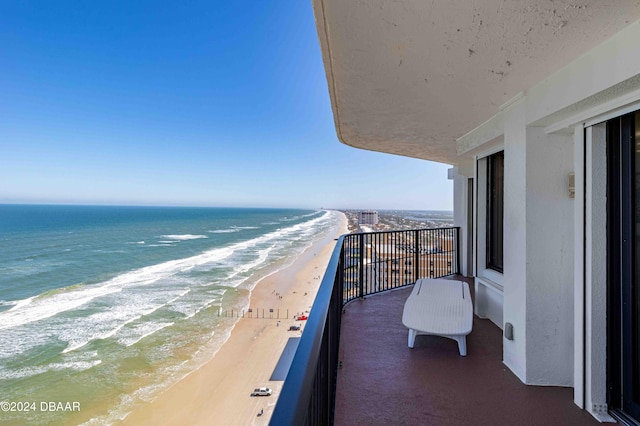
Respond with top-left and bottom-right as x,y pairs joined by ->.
120,212 -> 347,425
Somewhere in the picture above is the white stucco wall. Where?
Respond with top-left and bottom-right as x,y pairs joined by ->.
527,21 -> 640,128
502,100 -> 528,382
524,126 -> 574,386
451,160 -> 474,278
452,172 -> 467,276
501,102 -> 575,385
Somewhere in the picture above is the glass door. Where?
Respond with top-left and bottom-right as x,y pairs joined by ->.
607,111 -> 640,424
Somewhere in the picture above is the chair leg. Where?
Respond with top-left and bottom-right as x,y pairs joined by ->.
456,336 -> 467,356
408,329 -> 417,348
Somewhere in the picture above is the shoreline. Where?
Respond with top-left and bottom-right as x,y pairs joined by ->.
118,212 -> 348,425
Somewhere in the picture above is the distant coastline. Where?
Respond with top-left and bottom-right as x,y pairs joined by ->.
339,209 -> 453,233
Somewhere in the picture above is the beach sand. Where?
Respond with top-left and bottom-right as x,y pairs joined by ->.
120,213 -> 348,425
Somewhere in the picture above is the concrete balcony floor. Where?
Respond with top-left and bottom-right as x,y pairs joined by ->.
335,276 -> 599,426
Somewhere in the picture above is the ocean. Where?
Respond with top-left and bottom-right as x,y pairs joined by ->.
0,205 -> 342,425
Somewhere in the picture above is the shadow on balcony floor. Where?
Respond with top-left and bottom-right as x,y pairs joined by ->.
335,277 -> 598,426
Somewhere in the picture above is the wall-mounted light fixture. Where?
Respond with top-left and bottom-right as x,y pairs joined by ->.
568,172 -> 575,198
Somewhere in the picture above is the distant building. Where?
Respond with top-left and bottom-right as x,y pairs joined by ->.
358,211 -> 378,225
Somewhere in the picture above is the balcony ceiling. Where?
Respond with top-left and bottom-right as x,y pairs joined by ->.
313,0 -> 640,165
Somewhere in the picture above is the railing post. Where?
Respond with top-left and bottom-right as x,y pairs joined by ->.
358,232 -> 364,299
414,229 -> 419,282
456,227 -> 461,274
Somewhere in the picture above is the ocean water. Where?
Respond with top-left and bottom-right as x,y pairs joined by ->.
0,205 -> 342,425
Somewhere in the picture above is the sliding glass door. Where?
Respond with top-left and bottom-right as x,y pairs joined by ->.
607,111 -> 640,424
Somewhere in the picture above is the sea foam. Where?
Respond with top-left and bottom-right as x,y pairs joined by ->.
0,206 -> 338,420
160,234 -> 208,241
117,321 -> 174,347
0,209 -> 334,381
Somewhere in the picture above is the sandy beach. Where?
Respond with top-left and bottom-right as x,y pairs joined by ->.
120,212 -> 348,425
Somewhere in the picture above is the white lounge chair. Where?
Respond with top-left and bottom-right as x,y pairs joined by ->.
402,278 -> 473,356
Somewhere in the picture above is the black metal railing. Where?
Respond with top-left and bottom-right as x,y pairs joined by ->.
270,227 -> 459,425
341,227 -> 459,304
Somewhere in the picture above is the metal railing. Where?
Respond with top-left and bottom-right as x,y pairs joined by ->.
270,227 -> 459,425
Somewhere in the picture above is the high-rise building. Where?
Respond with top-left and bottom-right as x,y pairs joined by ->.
358,210 -> 378,225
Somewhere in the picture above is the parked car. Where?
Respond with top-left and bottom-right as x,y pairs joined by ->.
250,387 -> 272,396
297,315 -> 308,321
288,325 -> 301,331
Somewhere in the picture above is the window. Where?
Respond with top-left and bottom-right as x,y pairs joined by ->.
486,151 -> 504,272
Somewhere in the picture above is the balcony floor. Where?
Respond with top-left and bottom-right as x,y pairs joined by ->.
335,276 -> 599,426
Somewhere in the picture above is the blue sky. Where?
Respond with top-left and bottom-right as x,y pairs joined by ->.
0,1 -> 453,210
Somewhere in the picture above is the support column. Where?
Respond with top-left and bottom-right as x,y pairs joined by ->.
502,100 -> 528,382
502,100 -> 575,385
450,159 -> 474,277
524,125 -> 574,386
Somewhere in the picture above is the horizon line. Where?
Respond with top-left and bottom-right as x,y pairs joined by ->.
0,202 -> 453,212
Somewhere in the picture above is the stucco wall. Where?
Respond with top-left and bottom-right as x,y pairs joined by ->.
501,102 -> 575,386
502,100 -> 528,382
452,173 -> 468,276
451,160 -> 474,278
527,21 -> 640,128
524,126 -> 574,386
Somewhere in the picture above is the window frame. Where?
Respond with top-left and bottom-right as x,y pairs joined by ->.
486,151 -> 504,273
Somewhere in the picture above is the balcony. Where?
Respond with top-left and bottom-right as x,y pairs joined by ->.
334,280 -> 597,425
271,228 -> 596,425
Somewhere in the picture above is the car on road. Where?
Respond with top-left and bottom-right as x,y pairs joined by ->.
250,387 -> 272,397
288,325 -> 301,331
